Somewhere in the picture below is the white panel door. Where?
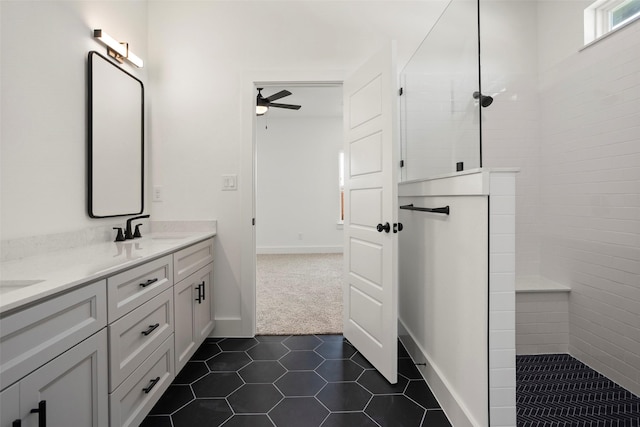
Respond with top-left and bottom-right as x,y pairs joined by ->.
343,43 -> 398,384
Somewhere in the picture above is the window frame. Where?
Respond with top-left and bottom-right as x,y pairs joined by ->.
584,0 -> 640,45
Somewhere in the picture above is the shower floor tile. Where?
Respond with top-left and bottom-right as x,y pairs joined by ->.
517,353 -> 640,426
141,335 -> 452,427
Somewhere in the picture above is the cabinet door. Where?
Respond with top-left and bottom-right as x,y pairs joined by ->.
0,383 -> 20,427
193,263 -> 215,345
19,330 -> 108,427
173,263 -> 215,373
174,276 -> 196,373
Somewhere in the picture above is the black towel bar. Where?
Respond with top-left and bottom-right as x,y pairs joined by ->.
400,204 -> 450,215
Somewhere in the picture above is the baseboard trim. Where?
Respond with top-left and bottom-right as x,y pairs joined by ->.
256,246 -> 343,255
398,319 -> 477,427
210,317 -> 249,338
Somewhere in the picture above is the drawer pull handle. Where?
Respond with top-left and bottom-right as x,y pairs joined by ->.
201,281 -> 206,300
142,376 -> 161,394
141,323 -> 160,336
29,400 -> 46,427
140,278 -> 158,288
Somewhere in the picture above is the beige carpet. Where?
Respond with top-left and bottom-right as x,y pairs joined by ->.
256,253 -> 343,335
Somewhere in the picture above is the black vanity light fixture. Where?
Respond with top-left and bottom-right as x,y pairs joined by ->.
93,29 -> 144,68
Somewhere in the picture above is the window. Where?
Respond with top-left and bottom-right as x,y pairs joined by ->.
584,0 -> 640,44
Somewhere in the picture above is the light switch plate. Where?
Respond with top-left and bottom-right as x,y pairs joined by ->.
222,174 -> 238,191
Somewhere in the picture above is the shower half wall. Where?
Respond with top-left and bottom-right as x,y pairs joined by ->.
399,170 -> 517,427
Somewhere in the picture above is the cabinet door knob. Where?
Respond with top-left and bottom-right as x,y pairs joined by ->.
29,400 -> 46,427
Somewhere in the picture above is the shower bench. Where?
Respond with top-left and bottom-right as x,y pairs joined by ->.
515,276 -> 571,355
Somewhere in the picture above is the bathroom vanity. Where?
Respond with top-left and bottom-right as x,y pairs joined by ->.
0,232 -> 215,427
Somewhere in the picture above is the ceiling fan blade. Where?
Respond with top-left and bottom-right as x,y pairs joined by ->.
265,90 -> 292,102
269,102 -> 301,110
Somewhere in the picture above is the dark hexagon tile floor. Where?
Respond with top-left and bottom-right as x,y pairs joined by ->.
142,335 -> 452,427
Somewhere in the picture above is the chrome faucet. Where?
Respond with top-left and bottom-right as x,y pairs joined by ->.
125,214 -> 150,240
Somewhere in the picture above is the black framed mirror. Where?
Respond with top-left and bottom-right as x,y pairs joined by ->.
88,50 -> 144,218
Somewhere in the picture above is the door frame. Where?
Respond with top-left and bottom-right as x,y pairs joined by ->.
240,70 -> 345,337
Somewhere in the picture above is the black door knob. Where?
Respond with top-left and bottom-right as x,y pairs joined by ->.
376,222 -> 390,233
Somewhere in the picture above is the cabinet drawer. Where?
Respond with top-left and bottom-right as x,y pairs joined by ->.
108,288 -> 173,392
0,280 -> 107,389
173,239 -> 214,283
109,335 -> 174,427
107,255 -> 173,321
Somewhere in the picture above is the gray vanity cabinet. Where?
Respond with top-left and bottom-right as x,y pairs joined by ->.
0,235 -> 215,427
0,281 -> 108,427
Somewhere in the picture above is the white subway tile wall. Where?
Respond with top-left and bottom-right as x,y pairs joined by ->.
481,0 -> 639,397
489,172 -> 518,426
539,23 -> 640,394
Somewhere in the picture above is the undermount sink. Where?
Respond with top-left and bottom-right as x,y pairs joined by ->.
0,279 -> 45,294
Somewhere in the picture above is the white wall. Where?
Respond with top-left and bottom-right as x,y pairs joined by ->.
0,1 -> 148,241
0,0 -> 449,331
256,116 -> 343,254
146,0 -> 449,335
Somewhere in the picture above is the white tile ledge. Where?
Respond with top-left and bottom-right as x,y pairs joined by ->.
0,230 -> 216,315
516,275 -> 570,293
398,168 -> 520,197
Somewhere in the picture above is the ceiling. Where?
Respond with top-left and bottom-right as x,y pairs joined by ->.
256,85 -> 343,118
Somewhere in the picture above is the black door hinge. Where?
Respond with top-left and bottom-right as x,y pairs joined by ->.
400,160 -> 405,168
252,218 -> 255,226
399,87 -> 404,96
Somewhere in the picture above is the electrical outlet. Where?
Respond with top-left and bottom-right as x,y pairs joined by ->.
153,186 -> 163,202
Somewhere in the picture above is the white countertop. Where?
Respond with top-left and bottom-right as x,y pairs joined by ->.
0,231 -> 216,315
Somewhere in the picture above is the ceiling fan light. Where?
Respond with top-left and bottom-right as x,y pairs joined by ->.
256,105 -> 269,116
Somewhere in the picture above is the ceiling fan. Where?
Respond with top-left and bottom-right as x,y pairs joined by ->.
256,88 -> 302,115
